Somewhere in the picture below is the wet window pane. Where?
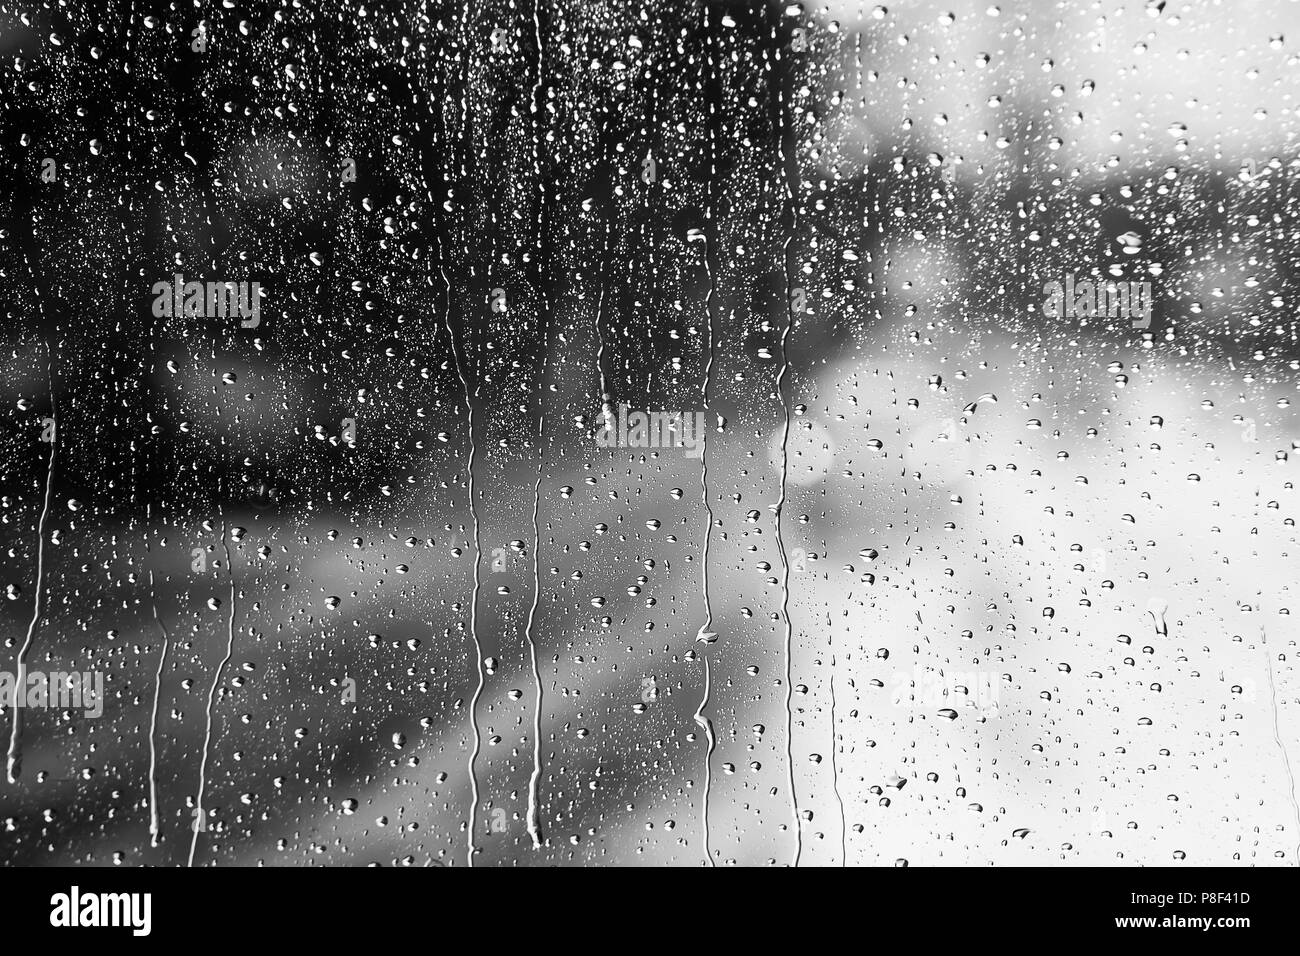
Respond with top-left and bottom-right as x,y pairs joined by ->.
1,0 -> 1297,868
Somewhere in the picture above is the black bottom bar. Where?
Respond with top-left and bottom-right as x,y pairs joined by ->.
0,866 -> 1280,943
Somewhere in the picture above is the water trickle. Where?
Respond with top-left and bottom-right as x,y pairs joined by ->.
188,416 -> 238,868
6,334 -> 56,786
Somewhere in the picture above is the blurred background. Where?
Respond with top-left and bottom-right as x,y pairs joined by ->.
0,0 -> 1298,866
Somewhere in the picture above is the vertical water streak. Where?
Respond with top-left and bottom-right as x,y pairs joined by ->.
692,228 -> 717,866
1261,624 -> 1300,864
438,7 -> 485,868
524,441 -> 547,851
439,248 -> 485,868
523,0 -> 549,851
771,29 -> 802,868
830,645 -> 846,866
188,385 -> 237,867
693,652 -> 715,866
692,8 -> 719,866
595,100 -> 614,432
595,220 -> 613,430
7,332 -> 57,785
146,504 -> 171,847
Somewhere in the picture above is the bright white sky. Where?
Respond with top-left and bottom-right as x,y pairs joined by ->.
809,0 -> 1298,182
